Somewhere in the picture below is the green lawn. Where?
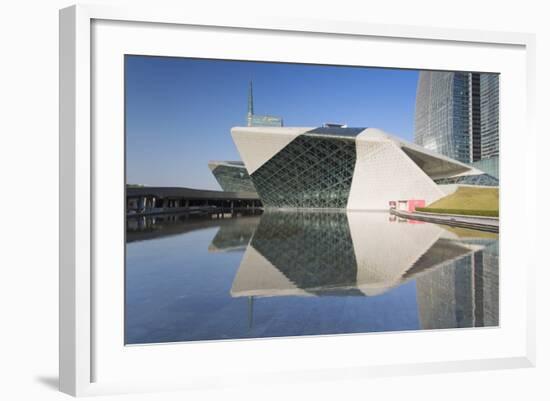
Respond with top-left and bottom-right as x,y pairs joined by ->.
416,186 -> 499,217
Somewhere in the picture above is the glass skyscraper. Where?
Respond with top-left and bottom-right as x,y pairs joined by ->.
414,71 -> 499,167
480,74 -> 500,159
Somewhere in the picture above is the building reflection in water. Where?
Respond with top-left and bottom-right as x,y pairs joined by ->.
416,240 -> 499,329
126,210 -> 261,247
230,210 -> 499,330
125,209 -> 499,339
208,217 -> 261,253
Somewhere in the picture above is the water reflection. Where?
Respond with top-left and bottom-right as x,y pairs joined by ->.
126,210 -> 261,245
416,240 -> 499,328
208,217 -> 260,253
125,210 -> 498,344
231,210 -> 498,329
233,211 -> 359,297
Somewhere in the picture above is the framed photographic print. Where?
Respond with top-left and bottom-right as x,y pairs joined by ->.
59,4 -> 536,397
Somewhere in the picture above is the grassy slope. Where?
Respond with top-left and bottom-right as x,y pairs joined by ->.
416,186 -> 499,217
428,186 -> 499,210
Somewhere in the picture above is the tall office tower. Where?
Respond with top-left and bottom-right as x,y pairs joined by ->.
470,73 -> 481,162
480,73 -> 500,159
470,73 -> 500,178
414,71 -> 499,166
246,81 -> 283,127
414,71 -> 473,163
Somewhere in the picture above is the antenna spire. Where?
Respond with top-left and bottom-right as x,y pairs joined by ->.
247,81 -> 254,126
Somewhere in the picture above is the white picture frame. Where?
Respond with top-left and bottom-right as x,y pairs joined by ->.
59,3 -> 536,397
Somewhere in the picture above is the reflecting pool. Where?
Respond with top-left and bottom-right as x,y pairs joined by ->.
125,210 -> 499,344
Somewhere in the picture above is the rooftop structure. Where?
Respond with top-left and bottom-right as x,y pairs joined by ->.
126,185 -> 259,201
246,81 -> 283,127
231,126 -> 497,210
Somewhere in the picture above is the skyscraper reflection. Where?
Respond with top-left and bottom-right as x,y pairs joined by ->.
416,241 -> 499,329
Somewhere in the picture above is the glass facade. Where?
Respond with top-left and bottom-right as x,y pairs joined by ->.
250,131 -> 358,208
471,156 -> 499,179
210,162 -> 257,193
480,74 -> 500,159
434,173 -> 499,187
248,114 -> 283,127
414,71 -> 499,165
470,73 -> 481,161
414,71 -> 472,163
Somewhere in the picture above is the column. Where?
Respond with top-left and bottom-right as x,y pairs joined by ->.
138,196 -> 146,211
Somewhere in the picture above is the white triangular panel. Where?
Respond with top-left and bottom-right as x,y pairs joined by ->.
347,129 -> 445,210
231,127 -> 314,174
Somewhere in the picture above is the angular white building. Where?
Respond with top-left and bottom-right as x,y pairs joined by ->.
231,126 -> 497,211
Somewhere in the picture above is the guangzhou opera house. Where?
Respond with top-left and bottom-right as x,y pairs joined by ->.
231,126 -> 498,210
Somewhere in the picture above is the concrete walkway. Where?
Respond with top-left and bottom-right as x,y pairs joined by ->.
390,209 -> 499,233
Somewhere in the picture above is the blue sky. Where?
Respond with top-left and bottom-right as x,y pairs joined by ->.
125,56 -> 419,189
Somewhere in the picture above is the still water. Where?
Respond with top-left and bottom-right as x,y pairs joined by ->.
125,210 -> 499,345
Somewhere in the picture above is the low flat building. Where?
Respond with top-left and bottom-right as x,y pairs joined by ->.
231,126 -> 498,210
126,186 -> 261,215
